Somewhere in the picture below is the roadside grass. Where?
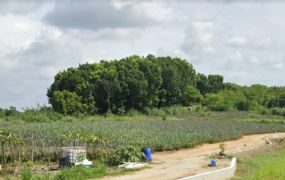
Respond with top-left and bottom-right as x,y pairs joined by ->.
234,147 -> 285,180
54,162 -> 107,180
24,161 -> 143,180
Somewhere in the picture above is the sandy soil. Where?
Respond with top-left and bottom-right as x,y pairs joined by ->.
104,132 -> 285,180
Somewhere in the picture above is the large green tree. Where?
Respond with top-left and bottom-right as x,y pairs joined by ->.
92,62 -> 120,114
48,55 -> 199,114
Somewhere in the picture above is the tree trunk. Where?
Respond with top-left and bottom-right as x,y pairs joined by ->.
104,85 -> 112,114
10,144 -> 13,163
1,143 -> 4,164
18,146 -> 21,163
31,134 -> 34,163
106,91 -> 112,114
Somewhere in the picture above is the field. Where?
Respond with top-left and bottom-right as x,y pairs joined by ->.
1,110 -> 285,164
234,146 -> 285,180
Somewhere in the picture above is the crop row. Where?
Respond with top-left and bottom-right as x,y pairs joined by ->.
1,119 -> 285,163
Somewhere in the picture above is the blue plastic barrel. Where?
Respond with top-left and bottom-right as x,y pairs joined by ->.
211,159 -> 217,167
144,147 -> 152,161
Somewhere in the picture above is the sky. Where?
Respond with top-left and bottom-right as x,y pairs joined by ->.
0,0 -> 285,110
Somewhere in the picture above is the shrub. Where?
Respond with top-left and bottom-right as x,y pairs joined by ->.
55,164 -> 107,180
236,100 -> 251,111
21,162 -> 33,180
147,108 -> 165,116
162,106 -> 189,116
209,103 -> 229,111
271,108 -> 285,117
162,114 -> 167,121
202,93 -> 222,107
189,104 -> 205,112
50,91 -> 88,115
55,166 -> 97,180
219,143 -> 226,156
109,146 -> 144,166
182,85 -> 203,105
4,107 -> 19,117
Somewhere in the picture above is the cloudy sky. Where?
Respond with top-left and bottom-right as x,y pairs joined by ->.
0,0 -> 285,109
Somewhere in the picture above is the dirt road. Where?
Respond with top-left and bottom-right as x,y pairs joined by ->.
104,132 -> 285,180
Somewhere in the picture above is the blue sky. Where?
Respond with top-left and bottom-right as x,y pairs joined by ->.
0,0 -> 285,109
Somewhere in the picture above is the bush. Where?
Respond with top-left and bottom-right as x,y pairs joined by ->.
50,90 -> 88,115
54,161 -> 107,180
4,107 -> 19,117
182,85 -> 203,105
147,108 -> 165,116
189,104 -> 205,112
126,109 -> 141,116
161,106 -> 188,116
109,146 -> 144,166
236,100 -> 251,111
271,108 -> 285,117
20,108 -> 63,122
202,93 -> 222,107
21,162 -> 33,180
162,114 -> 167,121
55,163 -> 107,180
209,103 -> 229,111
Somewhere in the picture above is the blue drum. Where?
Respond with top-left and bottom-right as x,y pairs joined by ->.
144,147 -> 152,161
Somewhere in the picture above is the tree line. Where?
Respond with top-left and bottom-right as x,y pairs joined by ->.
46,55 -> 285,115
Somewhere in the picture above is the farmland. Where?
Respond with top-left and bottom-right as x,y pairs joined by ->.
1,110 -> 285,165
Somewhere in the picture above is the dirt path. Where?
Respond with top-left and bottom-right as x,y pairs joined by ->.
104,132 -> 285,180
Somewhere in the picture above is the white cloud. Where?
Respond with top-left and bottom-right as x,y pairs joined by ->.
181,20 -> 218,60
44,0 -> 174,31
0,1 -> 48,15
227,37 -> 248,47
254,37 -> 273,49
137,1 -> 176,22
1,1 -> 285,109
0,14 -> 42,49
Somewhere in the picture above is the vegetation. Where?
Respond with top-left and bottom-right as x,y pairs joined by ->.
1,110 -> 285,166
47,55 -> 196,115
109,146 -> 144,165
44,55 -> 285,119
55,163 -> 107,180
219,143 -> 226,156
234,147 -> 285,180
1,55 -> 285,178
21,162 -> 33,180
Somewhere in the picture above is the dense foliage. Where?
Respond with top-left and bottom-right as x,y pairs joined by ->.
109,146 -> 144,165
46,55 -> 285,115
47,55 -> 197,114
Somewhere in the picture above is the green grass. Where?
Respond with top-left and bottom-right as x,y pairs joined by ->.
234,148 -> 285,180
17,161 -> 142,180
54,162 -> 107,180
1,110 -> 285,178
1,111 -> 285,163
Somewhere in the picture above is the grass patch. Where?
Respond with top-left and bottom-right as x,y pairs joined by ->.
55,162 -> 107,180
23,161 -> 143,180
234,148 -> 285,180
